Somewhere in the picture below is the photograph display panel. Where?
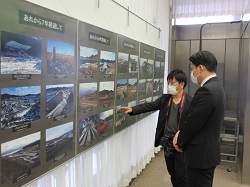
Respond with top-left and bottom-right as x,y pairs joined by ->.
0,1 -> 77,186
154,48 -> 165,97
117,35 -> 139,79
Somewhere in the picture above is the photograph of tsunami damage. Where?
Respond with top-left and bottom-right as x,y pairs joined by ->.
116,79 -> 127,101
117,52 -> 128,74
139,79 -> 146,96
99,50 -> 116,75
99,109 -> 113,136
1,132 -> 41,184
0,31 -> 42,74
79,46 -> 98,76
115,103 -> 127,127
46,122 -> 73,162
129,54 -> 138,73
46,84 -> 74,119
99,81 -> 114,106
139,58 -> 153,78
1,86 -> 41,130
154,61 -> 161,78
79,82 -> 97,111
79,114 -> 98,146
146,79 -> 153,96
128,78 -> 137,99
46,40 -> 75,75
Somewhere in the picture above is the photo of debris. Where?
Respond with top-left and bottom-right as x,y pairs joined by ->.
47,40 -> 75,75
116,79 -> 127,100
99,50 -> 116,74
153,79 -> 160,94
117,52 -> 128,73
79,82 -> 97,111
1,86 -> 41,130
99,109 -> 113,136
0,31 -> 42,74
160,62 -> 165,77
46,122 -> 73,161
79,46 -> 98,76
46,84 -> 74,119
1,132 -> 41,183
154,61 -> 161,78
139,58 -> 153,78
146,79 -> 153,96
99,81 -> 114,106
129,54 -> 138,73
79,114 -> 98,146
128,78 -> 137,98
115,103 -> 127,126
139,79 -> 146,96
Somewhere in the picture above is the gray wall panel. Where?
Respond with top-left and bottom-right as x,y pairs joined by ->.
174,41 -> 190,93
225,39 -> 239,112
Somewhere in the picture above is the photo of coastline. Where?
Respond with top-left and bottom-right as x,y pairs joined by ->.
79,46 -> 98,76
47,40 -> 75,75
1,132 -> 41,183
1,86 -> 41,130
46,122 -> 73,161
0,31 -> 42,74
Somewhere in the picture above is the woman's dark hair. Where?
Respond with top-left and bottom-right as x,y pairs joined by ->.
189,50 -> 217,72
167,69 -> 187,88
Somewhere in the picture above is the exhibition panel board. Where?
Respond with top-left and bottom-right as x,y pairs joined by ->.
77,21 -> 117,154
0,1 -> 77,187
0,1 -> 166,186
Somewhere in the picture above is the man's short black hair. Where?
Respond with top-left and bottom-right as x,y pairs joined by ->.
189,50 -> 217,72
167,69 -> 187,88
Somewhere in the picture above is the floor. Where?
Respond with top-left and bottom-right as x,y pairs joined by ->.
129,150 -> 250,187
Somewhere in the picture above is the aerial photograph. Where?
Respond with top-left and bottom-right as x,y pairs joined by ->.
129,54 -> 138,73
1,132 -> 41,183
1,86 -> 41,130
1,31 -> 42,74
99,81 -> 114,106
79,82 -> 97,111
47,40 -> 75,75
99,109 -> 113,136
79,114 -> 98,146
117,52 -> 128,73
79,46 -> 98,76
99,50 -> 116,75
128,78 -> 137,98
115,103 -> 127,126
46,122 -> 73,161
116,79 -> 127,100
46,84 -> 74,119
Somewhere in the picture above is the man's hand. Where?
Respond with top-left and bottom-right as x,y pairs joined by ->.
173,130 -> 183,152
118,107 -> 132,114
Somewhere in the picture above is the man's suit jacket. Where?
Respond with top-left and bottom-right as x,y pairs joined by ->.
177,77 -> 226,169
130,93 -> 192,147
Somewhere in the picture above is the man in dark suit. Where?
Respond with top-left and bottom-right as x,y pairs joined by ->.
173,51 -> 226,187
119,69 -> 192,187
